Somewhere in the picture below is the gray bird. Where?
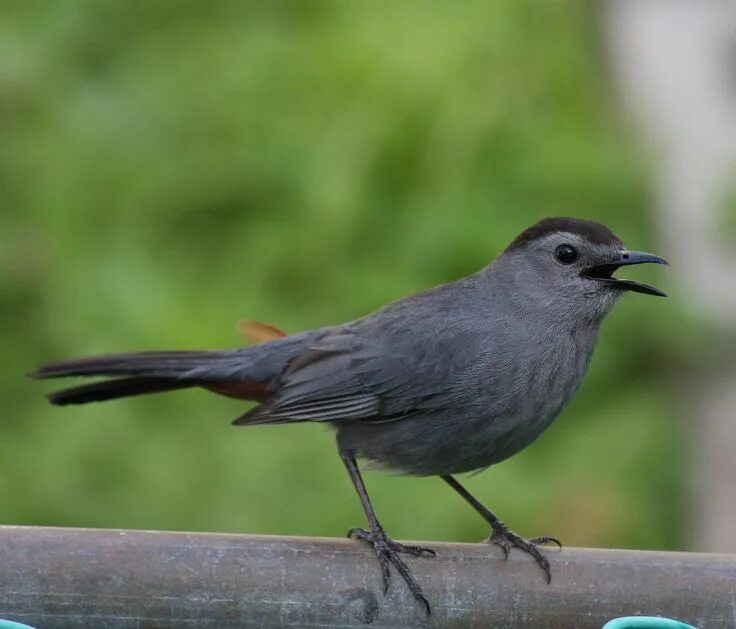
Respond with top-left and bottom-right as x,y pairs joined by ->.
32,217 -> 668,613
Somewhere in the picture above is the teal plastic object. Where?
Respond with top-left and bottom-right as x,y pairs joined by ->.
603,617 -> 697,629
0,621 -> 38,629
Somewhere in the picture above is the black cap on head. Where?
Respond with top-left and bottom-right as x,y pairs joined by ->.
506,217 -> 623,252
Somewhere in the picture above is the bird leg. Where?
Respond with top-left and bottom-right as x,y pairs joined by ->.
441,475 -> 561,583
341,454 -> 435,613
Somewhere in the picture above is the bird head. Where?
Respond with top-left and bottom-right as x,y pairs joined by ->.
495,217 -> 668,323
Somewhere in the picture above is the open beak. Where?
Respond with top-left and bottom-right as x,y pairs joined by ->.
583,251 -> 669,297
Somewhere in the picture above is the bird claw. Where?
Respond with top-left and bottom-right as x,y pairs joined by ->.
488,525 -> 561,584
529,535 -> 563,550
348,526 -> 434,614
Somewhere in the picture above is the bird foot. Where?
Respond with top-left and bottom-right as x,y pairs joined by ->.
348,526 -> 436,614
488,524 -> 562,583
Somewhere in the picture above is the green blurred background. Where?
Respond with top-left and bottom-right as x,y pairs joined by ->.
1,1 -> 695,550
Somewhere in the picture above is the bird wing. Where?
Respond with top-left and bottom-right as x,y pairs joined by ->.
234,321 -> 470,426
233,329 -> 381,424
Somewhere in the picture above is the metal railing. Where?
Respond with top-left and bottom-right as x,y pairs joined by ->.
0,526 -> 733,627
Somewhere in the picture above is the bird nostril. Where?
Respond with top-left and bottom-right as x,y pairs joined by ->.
621,253 -> 629,260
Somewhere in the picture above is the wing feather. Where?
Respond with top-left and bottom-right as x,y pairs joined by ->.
234,330 -> 381,425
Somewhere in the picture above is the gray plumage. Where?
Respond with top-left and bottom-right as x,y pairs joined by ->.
32,217 -> 668,611
34,218 -> 666,475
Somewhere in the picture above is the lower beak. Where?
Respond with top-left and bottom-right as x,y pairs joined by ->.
583,251 -> 669,297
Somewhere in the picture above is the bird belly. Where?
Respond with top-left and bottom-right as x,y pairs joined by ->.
337,325 -> 598,476
337,352 -> 589,476
335,402 -> 563,477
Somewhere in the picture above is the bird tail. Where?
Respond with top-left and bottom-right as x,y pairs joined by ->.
31,349 -> 270,406
31,329 -> 325,407
31,350 -> 240,379
44,376 -> 193,405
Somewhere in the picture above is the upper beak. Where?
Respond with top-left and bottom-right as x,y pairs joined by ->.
583,250 -> 669,297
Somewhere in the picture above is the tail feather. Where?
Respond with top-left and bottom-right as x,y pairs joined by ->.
31,350 -> 242,380
32,330 -> 326,408
47,377 -> 193,406
33,348 -> 278,407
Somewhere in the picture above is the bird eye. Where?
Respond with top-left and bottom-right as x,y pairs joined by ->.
555,244 -> 578,264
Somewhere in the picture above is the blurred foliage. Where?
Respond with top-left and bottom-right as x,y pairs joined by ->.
0,1 -> 693,551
